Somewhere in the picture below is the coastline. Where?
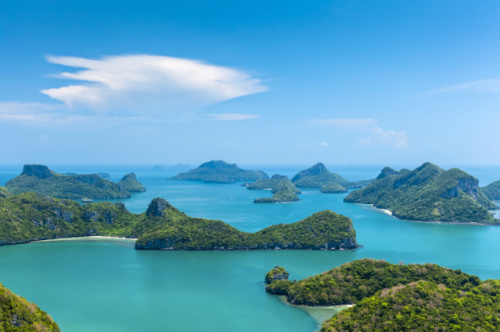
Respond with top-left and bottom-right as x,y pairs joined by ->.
358,203 -> 499,226
35,236 -> 137,243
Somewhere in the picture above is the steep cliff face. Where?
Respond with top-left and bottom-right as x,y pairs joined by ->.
21,164 -> 53,179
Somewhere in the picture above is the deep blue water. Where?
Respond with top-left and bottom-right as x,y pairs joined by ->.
0,164 -> 499,331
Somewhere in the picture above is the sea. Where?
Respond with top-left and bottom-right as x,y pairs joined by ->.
0,164 -> 499,332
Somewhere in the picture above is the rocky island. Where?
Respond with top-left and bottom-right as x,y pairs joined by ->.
320,183 -> 348,193
170,160 -> 268,183
248,174 -> 301,203
5,164 -> 145,200
0,193 -> 358,251
0,282 -> 59,331
265,259 -> 498,331
292,163 -> 371,189
118,172 -> 146,192
344,162 -> 499,223
482,179 -> 500,201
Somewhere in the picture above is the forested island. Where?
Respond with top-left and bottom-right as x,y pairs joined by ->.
0,282 -> 59,331
265,259 -> 500,331
482,179 -> 500,201
170,160 -> 268,183
291,163 -> 372,190
5,165 -> 146,200
0,192 -> 357,251
344,162 -> 499,223
248,174 -> 301,203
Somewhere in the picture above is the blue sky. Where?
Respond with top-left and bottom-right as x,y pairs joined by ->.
1,0 -> 500,166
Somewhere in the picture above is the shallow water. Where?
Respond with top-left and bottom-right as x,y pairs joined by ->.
1,164 -> 500,331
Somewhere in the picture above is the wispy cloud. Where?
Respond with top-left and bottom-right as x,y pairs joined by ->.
0,102 -> 85,125
420,79 -> 500,96
206,113 -> 260,121
41,54 -> 268,111
310,118 -> 377,128
360,126 -> 408,148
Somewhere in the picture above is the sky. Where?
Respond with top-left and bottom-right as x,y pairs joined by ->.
1,0 -> 500,166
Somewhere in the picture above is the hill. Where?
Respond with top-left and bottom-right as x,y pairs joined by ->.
344,162 -> 498,223
482,180 -> 500,201
249,174 -> 301,203
5,165 -> 132,200
170,160 -> 268,183
118,173 -> 146,192
0,282 -> 59,331
291,163 -> 371,189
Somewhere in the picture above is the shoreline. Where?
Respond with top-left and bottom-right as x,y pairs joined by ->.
358,203 -> 499,226
35,236 -> 138,243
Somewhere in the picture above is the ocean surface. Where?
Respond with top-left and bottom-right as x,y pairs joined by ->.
1,164 -> 500,332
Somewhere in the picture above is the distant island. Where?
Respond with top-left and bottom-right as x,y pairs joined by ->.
291,163 -> 372,189
0,193 -> 358,251
170,160 -> 268,183
248,174 -> 301,203
344,162 -> 499,223
482,180 -> 500,201
5,165 -> 146,200
118,172 -> 146,192
265,259 -> 497,331
0,282 -> 59,331
320,183 -> 348,193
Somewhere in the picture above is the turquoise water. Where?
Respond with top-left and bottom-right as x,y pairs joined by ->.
1,164 -> 500,331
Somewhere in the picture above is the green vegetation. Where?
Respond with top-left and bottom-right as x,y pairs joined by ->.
266,259 -> 500,331
320,183 -> 348,193
0,282 -> 59,331
344,162 -> 499,223
5,165 -> 132,200
482,180 -> 500,201
170,160 -> 268,183
253,176 -> 301,203
266,258 -> 480,306
321,280 -> 500,332
292,163 -> 371,189
118,172 -> 146,192
0,187 -> 10,198
0,194 -> 357,251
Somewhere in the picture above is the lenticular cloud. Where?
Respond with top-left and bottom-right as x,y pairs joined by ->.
41,55 -> 267,110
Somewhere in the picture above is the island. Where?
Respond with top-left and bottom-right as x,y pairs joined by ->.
265,259 -> 497,331
291,163 -> 372,189
344,162 -> 499,223
248,174 -> 301,203
482,179 -> 500,201
0,193 -> 358,251
320,183 -> 348,193
5,164 -> 147,200
118,172 -> 146,192
170,160 -> 268,183
0,282 -> 59,331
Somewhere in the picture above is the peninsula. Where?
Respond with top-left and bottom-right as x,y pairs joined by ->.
344,162 -> 499,223
265,259 -> 498,331
0,193 -> 358,251
170,160 -> 268,183
5,165 -> 142,200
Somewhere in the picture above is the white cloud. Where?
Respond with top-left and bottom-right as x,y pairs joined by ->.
311,118 -> 377,128
0,102 -> 84,125
207,113 -> 260,121
360,126 -> 408,148
420,79 -> 500,96
41,54 -> 268,111
321,142 -> 329,147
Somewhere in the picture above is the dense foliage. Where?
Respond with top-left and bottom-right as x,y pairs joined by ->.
321,183 -> 348,193
170,160 -> 268,183
6,165 -> 132,200
118,172 -> 146,192
321,280 -> 500,331
344,162 -> 499,223
0,187 -> 10,198
266,259 -> 480,306
265,266 -> 289,284
0,282 -> 59,331
247,174 -> 300,193
482,180 -> 500,201
0,194 -> 357,251
291,163 -> 371,189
